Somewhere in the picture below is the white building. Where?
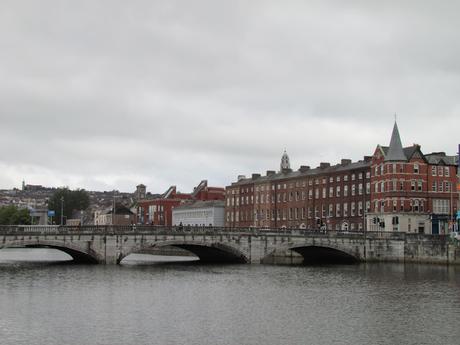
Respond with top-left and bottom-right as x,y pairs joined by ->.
172,200 -> 225,227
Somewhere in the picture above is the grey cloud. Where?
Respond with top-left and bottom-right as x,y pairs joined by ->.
1,0 -> 459,192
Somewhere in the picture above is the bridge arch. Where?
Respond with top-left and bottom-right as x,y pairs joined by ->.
1,240 -> 102,264
120,240 -> 249,264
262,241 -> 361,265
290,245 -> 359,264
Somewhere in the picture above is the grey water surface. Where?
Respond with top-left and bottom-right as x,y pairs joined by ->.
0,248 -> 459,345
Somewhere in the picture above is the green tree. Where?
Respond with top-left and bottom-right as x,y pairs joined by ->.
0,205 -> 31,225
48,188 -> 90,225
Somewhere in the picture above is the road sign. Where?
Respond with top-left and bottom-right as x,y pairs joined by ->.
48,210 -> 55,217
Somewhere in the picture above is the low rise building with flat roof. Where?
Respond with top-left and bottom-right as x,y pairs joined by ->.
172,200 -> 225,227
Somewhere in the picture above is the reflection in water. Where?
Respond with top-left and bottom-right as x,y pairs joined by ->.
0,248 -> 199,265
0,250 -> 459,345
0,248 -> 73,263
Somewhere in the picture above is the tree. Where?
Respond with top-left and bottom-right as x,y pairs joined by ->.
0,205 -> 31,225
48,188 -> 90,225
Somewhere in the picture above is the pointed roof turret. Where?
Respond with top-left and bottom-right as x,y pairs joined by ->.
385,121 -> 407,161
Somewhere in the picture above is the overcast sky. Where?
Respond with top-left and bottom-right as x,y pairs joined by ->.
0,1 -> 459,194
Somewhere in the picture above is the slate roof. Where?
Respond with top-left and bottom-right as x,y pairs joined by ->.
229,159 -> 371,187
381,146 -> 458,166
425,152 -> 458,165
384,122 -> 407,162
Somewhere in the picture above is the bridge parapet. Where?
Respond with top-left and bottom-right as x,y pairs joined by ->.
0,225 -> 411,239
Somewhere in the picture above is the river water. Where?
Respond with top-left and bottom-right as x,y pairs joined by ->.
0,249 -> 459,345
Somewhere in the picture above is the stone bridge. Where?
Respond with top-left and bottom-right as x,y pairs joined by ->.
0,225 -> 458,265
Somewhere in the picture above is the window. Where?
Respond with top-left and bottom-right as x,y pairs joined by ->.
336,203 -> 341,217
329,187 -> 333,197
358,183 -> 363,195
343,203 -> 348,217
445,182 -> 451,192
393,200 -> 397,212
336,186 -> 341,197
352,173 -> 356,181
439,182 -> 443,192
414,164 -> 419,174
432,181 -> 437,192
431,166 -> 437,176
352,185 -> 356,196
351,202 -> 356,216
445,167 -> 450,177
417,181 -> 422,192
344,185 -> 348,197
438,166 -> 443,176
329,204 -> 333,217
336,176 -> 341,182
322,188 -> 326,199
359,173 -> 363,180
358,202 -> 363,216
366,182 -> 371,194
329,177 -> 333,183
344,175 -> 348,182
411,180 -> 416,191
366,171 -> 370,179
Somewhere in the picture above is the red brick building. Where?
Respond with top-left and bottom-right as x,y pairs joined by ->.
225,152 -> 372,231
137,180 -> 225,226
367,122 -> 458,234
225,122 -> 459,234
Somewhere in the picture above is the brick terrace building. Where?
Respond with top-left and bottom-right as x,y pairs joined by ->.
225,122 -> 459,233
225,151 -> 372,231
137,180 -> 225,226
